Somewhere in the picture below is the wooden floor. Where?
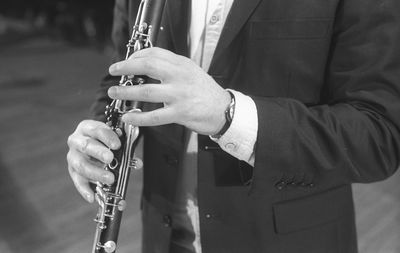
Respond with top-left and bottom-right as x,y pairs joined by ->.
0,37 -> 399,253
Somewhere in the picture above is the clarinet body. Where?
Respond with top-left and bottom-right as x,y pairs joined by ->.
92,1 -> 166,252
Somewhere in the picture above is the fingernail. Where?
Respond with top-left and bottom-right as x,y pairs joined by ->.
111,142 -> 118,149
108,87 -> 117,97
109,63 -> 120,73
111,140 -> 120,149
102,152 -> 113,163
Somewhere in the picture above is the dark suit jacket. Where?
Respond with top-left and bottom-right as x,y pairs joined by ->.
91,0 -> 400,252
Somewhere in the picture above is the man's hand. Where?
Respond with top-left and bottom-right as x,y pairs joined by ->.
67,120 -> 121,203
108,47 -> 231,135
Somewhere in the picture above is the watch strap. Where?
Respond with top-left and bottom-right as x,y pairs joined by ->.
211,91 -> 235,139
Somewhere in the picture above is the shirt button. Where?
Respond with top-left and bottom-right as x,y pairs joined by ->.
205,213 -> 212,219
163,154 -> 178,167
210,15 -> 219,24
225,142 -> 236,150
162,215 -> 172,227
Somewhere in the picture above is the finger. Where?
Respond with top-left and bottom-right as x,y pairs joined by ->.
67,149 -> 115,185
121,107 -> 176,126
67,135 -> 114,164
108,83 -> 175,103
109,56 -> 176,82
131,158 -> 143,170
68,166 -> 94,203
130,47 -> 183,65
78,119 -> 110,131
77,120 -> 121,150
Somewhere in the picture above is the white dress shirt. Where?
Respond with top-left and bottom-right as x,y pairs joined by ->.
173,1 -> 258,252
190,0 -> 257,168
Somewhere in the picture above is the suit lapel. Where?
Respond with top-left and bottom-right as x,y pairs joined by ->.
165,0 -> 262,66
209,0 -> 262,73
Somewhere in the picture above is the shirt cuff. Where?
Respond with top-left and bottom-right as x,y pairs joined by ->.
210,89 -> 258,166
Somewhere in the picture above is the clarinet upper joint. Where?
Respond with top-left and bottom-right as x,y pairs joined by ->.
91,0 -> 167,252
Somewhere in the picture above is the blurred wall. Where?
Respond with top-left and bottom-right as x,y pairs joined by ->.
0,0 -> 115,45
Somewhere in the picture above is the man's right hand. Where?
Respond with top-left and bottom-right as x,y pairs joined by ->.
67,120 -> 121,203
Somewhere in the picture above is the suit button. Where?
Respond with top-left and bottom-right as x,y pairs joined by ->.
163,154 -> 178,167
275,181 -> 286,190
308,183 -> 315,188
163,215 -> 172,227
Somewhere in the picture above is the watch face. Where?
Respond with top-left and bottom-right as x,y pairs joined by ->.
229,105 -> 235,121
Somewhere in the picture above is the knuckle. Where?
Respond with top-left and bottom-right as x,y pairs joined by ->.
70,156 -> 81,173
150,47 -> 164,57
81,119 -> 99,132
94,127 -> 114,148
67,134 -> 74,147
141,86 -> 152,99
146,58 -> 162,74
66,151 -> 73,164
179,106 -> 191,123
75,159 -> 84,172
93,127 -> 108,142
147,47 -> 157,56
152,47 -> 162,53
92,126 -> 102,137
180,88 -> 192,99
78,119 -> 89,129
80,138 -> 89,152
69,153 -> 93,180
143,58 -> 153,71
76,160 -> 92,179
97,150 -> 107,162
176,101 -> 187,114
177,54 -> 187,62
178,55 -> 190,65
150,111 -> 161,125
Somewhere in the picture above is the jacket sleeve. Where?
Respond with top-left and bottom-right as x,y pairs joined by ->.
90,0 -> 131,121
253,0 -> 400,186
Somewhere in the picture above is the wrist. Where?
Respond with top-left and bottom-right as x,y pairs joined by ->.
211,90 -> 235,139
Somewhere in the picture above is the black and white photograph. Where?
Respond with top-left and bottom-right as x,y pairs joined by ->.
1,0 -> 400,252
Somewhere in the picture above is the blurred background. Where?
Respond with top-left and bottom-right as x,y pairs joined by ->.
0,1 -> 399,253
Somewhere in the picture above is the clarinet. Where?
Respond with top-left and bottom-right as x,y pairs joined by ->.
92,1 -> 166,252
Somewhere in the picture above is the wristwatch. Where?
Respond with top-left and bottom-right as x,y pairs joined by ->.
211,91 -> 235,139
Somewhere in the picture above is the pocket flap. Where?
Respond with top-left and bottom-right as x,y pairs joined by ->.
273,185 -> 352,234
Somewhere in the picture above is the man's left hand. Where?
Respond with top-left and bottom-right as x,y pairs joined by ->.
108,47 -> 231,136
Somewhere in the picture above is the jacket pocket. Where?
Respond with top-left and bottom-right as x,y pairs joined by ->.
252,18 -> 333,40
273,184 -> 352,234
